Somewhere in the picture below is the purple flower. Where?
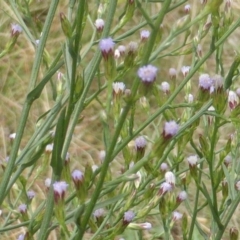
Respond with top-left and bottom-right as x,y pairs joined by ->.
123,210 -> 135,224
53,181 -> 68,203
95,19 -> 105,32
27,190 -> 36,200
140,30 -> 150,41
199,74 -> 213,90
11,23 -> 22,36
99,37 -> 115,59
18,204 -> 27,214
134,136 -> 147,151
137,65 -> 158,83
72,170 -> 84,189
159,182 -> 172,195
163,120 -> 179,139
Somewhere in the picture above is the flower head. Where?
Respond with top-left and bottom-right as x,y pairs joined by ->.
99,37 -> 115,59
45,178 -> 51,189
93,208 -> 105,219
172,211 -> 183,221
127,41 -> 138,55
95,19 -> 105,32
138,65 -> 158,84
112,82 -> 125,96
18,204 -> 27,214
123,210 -> 135,224
11,23 -> 22,36
187,93 -> 194,103
228,90 -> 238,110
184,4 -> 191,13
199,74 -> 213,90
187,155 -> 198,167
224,155 -> 232,167
165,171 -> 176,186
27,190 -> 36,200
72,170 -> 84,189
163,120 -> 179,139
177,191 -> 187,203
169,68 -> 177,79
160,162 -> 168,172
17,234 -> 25,240
159,182 -> 172,195
181,66 -> 190,77
161,81 -> 170,94
134,136 -> 147,151
53,181 -> 68,203
235,181 -> 240,191
140,30 -> 150,41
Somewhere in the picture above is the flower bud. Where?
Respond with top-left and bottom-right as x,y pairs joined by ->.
60,13 -> 72,38
123,210 -> 135,225
134,136 -> 147,161
95,19 -> 104,32
99,37 -> 115,60
172,211 -> 183,222
140,30 -> 150,42
230,227 -> 239,240
169,68 -> 177,79
159,182 -> 172,196
128,222 -> 152,230
162,121 -> 179,140
228,90 -> 238,110
165,171 -> 176,186
160,81 -> 170,94
181,66 -> 190,77
53,181 -> 68,204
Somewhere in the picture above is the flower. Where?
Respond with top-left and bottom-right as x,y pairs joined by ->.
199,74 -> 213,90
224,155 -> 232,167
11,23 -> 22,36
95,19 -> 105,32
93,208 -> 105,219
235,181 -> 240,191
172,211 -> 183,221
177,191 -> 187,202
18,204 -> 27,214
17,234 -> 25,240
9,133 -> 16,140
129,222 -> 152,230
65,152 -> 70,164
184,4 -> 191,13
160,162 -> 168,172
123,210 -> 135,224
187,155 -> 198,167
112,82 -> 126,95
138,65 -> 158,84
187,93 -> 194,103
181,66 -> 190,77
27,190 -> 36,200
163,120 -> 179,139
99,37 -> 115,59
140,30 -> 150,41
135,136 -> 147,151
72,170 -> 84,189
45,143 -> 53,153
161,81 -> 170,93
159,182 -> 172,195
127,41 -> 138,54
45,178 -> 51,188
165,171 -> 176,186
169,68 -> 177,79
228,90 -> 238,110
53,181 -> 68,203
118,45 -> 126,56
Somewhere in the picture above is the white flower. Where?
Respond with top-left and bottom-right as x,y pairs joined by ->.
9,133 -> 16,140
161,81 -> 170,93
99,150 -> 106,163
172,211 -> 183,221
228,90 -> 238,110
112,82 -> 126,95
45,143 -> 53,153
140,30 -> 150,41
212,75 -> 223,90
53,181 -> 68,202
181,66 -> 190,77
72,170 -> 84,188
165,171 -> 176,186
199,74 -> 213,90
187,94 -> 194,103
160,162 -> 168,172
138,65 -> 158,83
159,182 -> 172,195
95,19 -> 105,32
17,234 -> 25,240
187,155 -> 198,167
93,208 -> 105,218
169,68 -> 177,79
177,191 -> 187,202
184,4 -> 191,13
235,181 -> 240,191
163,120 -> 179,139
65,152 -> 70,163
118,45 -> 126,56
45,178 -> 51,188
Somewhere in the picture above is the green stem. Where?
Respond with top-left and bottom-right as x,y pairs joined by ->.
0,0 -> 59,205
